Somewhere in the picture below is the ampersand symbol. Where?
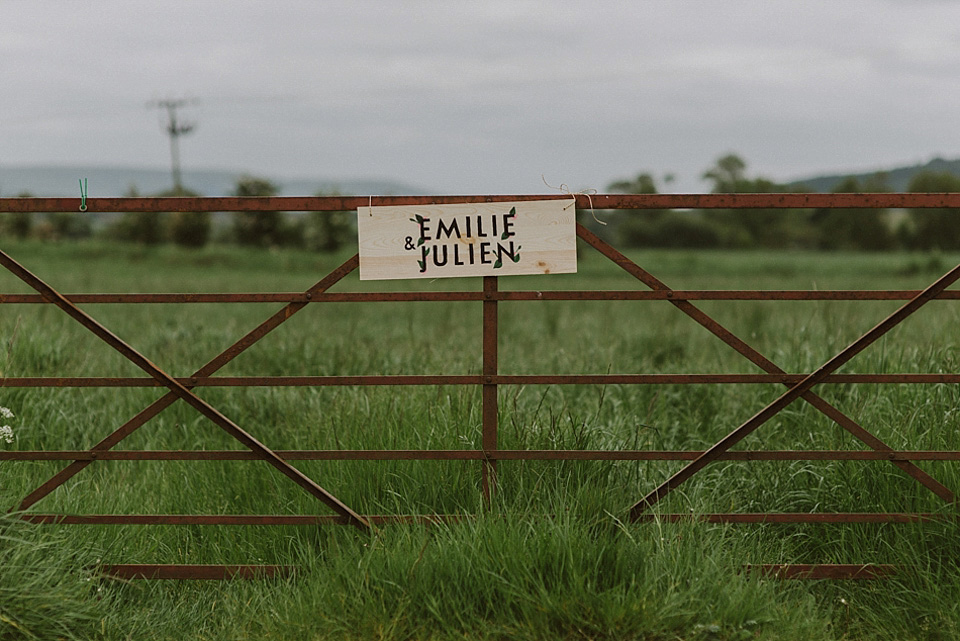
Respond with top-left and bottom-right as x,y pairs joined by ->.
404,236 -> 416,250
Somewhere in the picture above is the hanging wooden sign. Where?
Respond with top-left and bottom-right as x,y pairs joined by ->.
357,199 -> 577,281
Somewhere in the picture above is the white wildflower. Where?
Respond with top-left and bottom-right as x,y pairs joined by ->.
1,407 -> 17,444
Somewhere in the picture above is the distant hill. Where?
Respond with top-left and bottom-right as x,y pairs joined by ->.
790,157 -> 960,192
0,165 -> 427,198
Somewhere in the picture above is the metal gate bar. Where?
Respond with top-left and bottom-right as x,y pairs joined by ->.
6,373 -> 960,388
100,564 -> 294,580
5,290 -> 960,304
15,512 -> 955,526
5,450 -> 960,462
482,276 -> 498,503
5,193 -> 960,212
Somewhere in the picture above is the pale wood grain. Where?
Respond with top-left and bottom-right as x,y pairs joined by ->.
358,199 -> 577,280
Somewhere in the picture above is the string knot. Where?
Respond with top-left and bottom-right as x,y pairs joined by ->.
542,175 -> 604,225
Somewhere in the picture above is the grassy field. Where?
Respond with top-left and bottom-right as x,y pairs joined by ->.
2,239 -> 960,640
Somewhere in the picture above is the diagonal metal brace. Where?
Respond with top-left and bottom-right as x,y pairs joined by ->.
15,256 -> 359,512
628,256 -> 960,517
0,249 -> 370,531
575,225 -> 955,506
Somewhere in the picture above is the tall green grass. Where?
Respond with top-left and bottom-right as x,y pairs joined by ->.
0,512 -> 108,641
2,239 -> 960,639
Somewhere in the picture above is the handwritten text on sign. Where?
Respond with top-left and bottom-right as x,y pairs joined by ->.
357,199 -> 577,280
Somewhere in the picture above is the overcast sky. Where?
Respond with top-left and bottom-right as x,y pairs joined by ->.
3,0 -> 959,193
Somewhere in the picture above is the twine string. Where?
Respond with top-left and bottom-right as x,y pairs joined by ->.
541,175 -> 604,225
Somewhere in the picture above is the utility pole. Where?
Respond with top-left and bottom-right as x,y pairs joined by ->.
148,98 -> 197,193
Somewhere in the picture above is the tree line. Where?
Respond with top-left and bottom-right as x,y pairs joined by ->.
597,154 -> 960,251
0,175 -> 352,252
3,156 -> 960,251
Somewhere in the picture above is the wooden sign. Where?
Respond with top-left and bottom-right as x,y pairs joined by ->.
357,199 -> 577,281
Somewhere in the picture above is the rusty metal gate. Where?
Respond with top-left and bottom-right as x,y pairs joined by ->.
2,193 -> 959,580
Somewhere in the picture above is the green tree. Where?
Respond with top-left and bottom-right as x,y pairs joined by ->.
907,171 -> 960,250
607,173 -> 662,246
170,210 -> 211,248
702,154 -> 749,193
107,185 -> 168,245
3,192 -> 34,239
606,173 -> 722,248
700,154 -> 805,248
158,186 -> 210,249
304,191 -> 353,252
810,175 -> 892,251
608,173 -> 659,195
232,175 -> 284,247
43,212 -> 93,241
4,190 -> 88,243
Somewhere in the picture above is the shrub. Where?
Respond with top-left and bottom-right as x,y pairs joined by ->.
107,211 -> 167,244
231,175 -> 285,247
44,212 -> 92,241
908,171 -> 960,250
305,210 -> 353,252
170,210 -> 211,248
811,176 -> 893,250
7,211 -> 33,239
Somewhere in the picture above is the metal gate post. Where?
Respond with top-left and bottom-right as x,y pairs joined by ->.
482,276 -> 499,504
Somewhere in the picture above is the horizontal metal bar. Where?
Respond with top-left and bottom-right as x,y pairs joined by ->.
4,193 -> 960,212
500,290 -> 960,301
0,292 -> 475,304
744,564 -> 898,580
100,562 -> 902,581
5,450 -> 959,461
0,293 -> 313,304
6,373 -> 960,388
640,513 -> 953,523
23,512 -> 956,527
0,195 -> 565,213
4,449 -> 487,461
4,290 -> 960,304
23,514 -> 463,525
98,562 -> 899,581
99,562 -> 900,580
0,375 -> 478,387
99,564 -> 294,580
494,374 -> 960,385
